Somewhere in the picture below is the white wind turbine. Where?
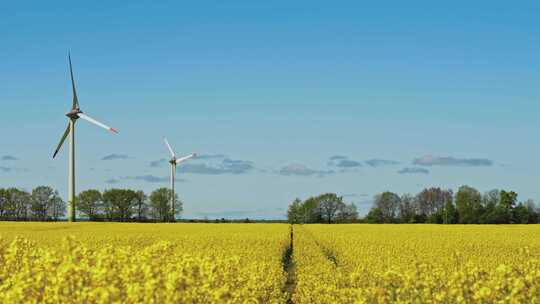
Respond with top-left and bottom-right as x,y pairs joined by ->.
52,53 -> 118,222
163,137 -> 196,221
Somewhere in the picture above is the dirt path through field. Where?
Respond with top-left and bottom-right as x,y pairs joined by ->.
283,225 -> 295,304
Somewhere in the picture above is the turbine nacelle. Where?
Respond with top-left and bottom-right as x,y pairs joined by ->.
163,137 -> 197,165
168,154 -> 197,165
65,109 -> 82,119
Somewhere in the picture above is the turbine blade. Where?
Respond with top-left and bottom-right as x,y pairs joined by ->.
68,52 -> 80,110
176,153 -> 197,164
53,123 -> 71,158
163,137 -> 176,158
78,113 -> 118,134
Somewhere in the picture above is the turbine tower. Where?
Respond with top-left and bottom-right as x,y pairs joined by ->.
52,53 -> 118,222
163,137 -> 196,221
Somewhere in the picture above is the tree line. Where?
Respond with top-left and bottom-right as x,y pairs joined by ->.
0,186 -> 181,222
287,193 -> 359,224
366,186 -> 540,224
287,186 -> 540,224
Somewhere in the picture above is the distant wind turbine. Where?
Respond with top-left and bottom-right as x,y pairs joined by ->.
163,137 -> 196,221
52,53 -> 118,222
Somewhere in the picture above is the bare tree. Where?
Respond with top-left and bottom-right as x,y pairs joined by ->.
48,193 -> 66,221
0,188 -> 8,219
10,188 -> 31,220
399,193 -> 416,223
318,193 -> 344,224
337,203 -> 358,223
415,187 -> 453,217
135,190 -> 148,221
374,192 -> 401,222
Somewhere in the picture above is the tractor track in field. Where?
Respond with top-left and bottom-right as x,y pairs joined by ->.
282,225 -> 295,304
303,227 -> 339,267
282,226 -> 341,303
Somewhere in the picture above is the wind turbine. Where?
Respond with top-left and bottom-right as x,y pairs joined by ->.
52,53 -> 118,222
163,137 -> 196,221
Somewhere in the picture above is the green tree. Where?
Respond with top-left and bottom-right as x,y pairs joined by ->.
523,199 -> 539,224
286,194 -> 358,224
102,189 -> 138,221
287,198 -> 303,224
366,208 -> 383,223
300,197 -> 321,223
443,199 -> 458,224
500,190 -> 518,223
510,199 -> 538,224
77,189 -> 102,220
513,203 -> 530,224
480,190 -> 499,223
455,185 -> 482,224
149,188 -> 179,222
500,190 -> 518,210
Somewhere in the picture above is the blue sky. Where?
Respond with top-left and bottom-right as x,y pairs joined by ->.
1,1 -> 539,219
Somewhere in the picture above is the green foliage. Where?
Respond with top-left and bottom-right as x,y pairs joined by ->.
456,186 -> 483,224
365,186 -> 538,225
9,188 -> 31,220
443,199 -> 458,224
286,193 -> 358,224
149,188 -> 180,222
500,190 -> 518,210
30,186 -> 64,221
77,189 -> 102,220
30,186 -> 52,220
287,198 -> 302,224
0,187 -> 63,220
301,197 -> 321,223
365,208 -> 383,224
0,186 -> 186,222
102,189 -> 138,221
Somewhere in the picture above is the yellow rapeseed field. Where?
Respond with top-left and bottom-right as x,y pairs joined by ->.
294,225 -> 540,303
0,223 -> 539,303
0,223 -> 289,303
